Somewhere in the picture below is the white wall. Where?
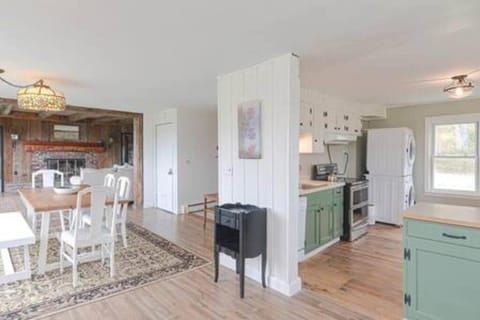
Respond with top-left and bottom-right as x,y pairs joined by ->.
176,108 -> 218,211
143,108 -> 218,213
300,143 -> 359,180
217,53 -> 301,296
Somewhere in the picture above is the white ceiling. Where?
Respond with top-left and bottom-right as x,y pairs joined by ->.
1,0 -> 480,112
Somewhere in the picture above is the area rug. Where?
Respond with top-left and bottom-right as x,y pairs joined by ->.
0,222 -> 209,320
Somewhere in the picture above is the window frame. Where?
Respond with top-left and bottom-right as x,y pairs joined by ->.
425,114 -> 480,198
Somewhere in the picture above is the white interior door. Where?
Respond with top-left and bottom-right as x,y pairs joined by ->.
155,123 -> 175,212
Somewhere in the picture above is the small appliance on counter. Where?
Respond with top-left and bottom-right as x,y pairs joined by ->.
313,163 -> 369,241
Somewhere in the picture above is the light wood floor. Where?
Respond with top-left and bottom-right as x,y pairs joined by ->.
299,224 -> 403,320
1,193 -> 402,320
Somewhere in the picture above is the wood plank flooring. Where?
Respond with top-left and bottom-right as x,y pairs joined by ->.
0,193 -> 402,320
299,225 -> 403,320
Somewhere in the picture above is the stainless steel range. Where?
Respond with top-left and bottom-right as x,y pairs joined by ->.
313,163 -> 369,241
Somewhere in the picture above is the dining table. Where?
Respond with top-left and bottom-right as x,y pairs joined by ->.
17,185 -> 127,274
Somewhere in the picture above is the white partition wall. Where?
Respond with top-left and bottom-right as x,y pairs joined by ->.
217,53 -> 301,296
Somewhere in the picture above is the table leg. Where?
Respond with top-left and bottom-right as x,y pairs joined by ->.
203,197 -> 207,229
37,212 -> 50,274
24,245 -> 31,279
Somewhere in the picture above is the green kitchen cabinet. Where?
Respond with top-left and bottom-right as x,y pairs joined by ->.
332,198 -> 344,238
318,205 -> 332,245
403,219 -> 480,320
304,187 -> 344,254
305,206 -> 319,253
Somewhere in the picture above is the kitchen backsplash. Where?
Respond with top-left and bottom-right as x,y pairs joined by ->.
300,142 -> 361,180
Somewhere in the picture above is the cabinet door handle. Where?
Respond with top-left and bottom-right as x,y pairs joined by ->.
442,232 -> 467,240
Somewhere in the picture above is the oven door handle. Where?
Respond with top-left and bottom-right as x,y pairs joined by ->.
350,184 -> 368,192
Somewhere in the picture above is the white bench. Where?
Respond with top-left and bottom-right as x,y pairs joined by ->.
0,212 -> 35,285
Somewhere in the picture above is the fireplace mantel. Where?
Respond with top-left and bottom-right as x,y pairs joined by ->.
24,141 -> 106,153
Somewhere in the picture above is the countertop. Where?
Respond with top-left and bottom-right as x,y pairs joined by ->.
299,181 -> 345,196
402,202 -> 480,229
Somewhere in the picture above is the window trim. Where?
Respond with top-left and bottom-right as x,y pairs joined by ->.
425,114 -> 480,198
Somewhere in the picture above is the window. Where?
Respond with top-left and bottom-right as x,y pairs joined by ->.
53,124 -> 80,140
426,115 -> 479,196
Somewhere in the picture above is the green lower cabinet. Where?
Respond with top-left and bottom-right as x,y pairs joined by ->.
318,205 -> 332,246
305,206 -> 318,253
304,187 -> 344,254
404,219 -> 480,320
332,200 -> 344,238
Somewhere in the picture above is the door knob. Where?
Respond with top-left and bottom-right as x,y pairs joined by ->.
168,169 -> 173,175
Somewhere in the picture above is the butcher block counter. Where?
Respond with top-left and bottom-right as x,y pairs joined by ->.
402,202 -> 480,320
402,202 -> 480,229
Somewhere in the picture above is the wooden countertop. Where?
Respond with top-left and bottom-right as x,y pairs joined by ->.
299,181 -> 345,196
402,202 -> 480,229
18,186 -> 127,212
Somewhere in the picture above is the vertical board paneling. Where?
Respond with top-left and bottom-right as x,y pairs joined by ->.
231,71 -> 245,203
243,66 -> 259,204
271,57 -> 289,278
257,61 -> 275,278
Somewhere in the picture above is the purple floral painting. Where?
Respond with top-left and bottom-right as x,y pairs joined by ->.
238,100 -> 262,159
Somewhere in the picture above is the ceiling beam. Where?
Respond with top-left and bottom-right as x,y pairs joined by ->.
0,104 -> 14,115
68,113 -> 93,122
38,112 -> 53,119
0,110 -> 69,122
0,97 -> 141,119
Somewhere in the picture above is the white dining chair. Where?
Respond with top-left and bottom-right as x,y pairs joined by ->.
32,169 -> 64,188
30,169 -> 67,233
69,175 -> 82,186
104,174 -> 116,188
82,176 -> 130,247
113,177 -> 130,247
59,186 -> 116,287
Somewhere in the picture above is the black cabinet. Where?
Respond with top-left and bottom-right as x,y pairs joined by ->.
214,203 -> 267,298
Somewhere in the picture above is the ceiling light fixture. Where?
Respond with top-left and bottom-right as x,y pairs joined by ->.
0,68 -> 66,111
443,74 -> 474,99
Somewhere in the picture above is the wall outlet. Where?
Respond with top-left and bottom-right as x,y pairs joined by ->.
224,167 -> 233,176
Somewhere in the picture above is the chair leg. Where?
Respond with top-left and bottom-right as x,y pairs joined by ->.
109,242 -> 115,278
121,222 -> 128,248
72,248 -> 78,287
203,196 -> 207,229
101,244 -> 105,264
59,241 -> 64,274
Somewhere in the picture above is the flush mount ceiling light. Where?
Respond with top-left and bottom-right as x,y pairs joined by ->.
443,74 -> 474,99
0,68 -> 66,112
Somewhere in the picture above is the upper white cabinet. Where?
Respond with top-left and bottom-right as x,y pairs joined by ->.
299,102 -> 363,154
299,103 -> 314,132
299,102 -> 325,154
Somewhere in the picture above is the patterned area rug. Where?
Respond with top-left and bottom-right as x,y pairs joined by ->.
0,223 -> 209,320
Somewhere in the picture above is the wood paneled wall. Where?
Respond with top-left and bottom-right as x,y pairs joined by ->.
0,118 -> 132,187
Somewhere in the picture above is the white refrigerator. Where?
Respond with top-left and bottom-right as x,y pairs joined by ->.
366,128 -> 416,225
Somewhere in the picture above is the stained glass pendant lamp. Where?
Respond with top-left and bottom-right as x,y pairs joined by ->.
0,68 -> 66,111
